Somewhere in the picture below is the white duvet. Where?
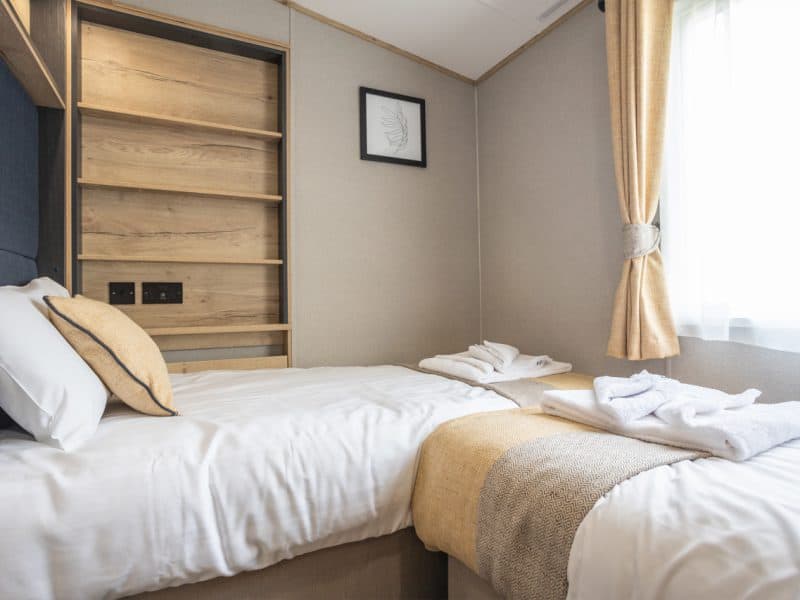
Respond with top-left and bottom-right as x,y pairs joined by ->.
0,366 -> 514,600
569,438 -> 800,599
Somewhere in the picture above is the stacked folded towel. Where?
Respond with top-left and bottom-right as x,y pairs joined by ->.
419,341 -> 571,384
542,370 -> 800,461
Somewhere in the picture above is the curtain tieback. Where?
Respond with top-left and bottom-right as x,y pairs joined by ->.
623,223 -> 661,259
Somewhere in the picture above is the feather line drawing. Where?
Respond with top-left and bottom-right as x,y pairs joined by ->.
380,102 -> 409,153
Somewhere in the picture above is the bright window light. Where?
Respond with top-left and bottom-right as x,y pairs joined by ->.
661,0 -> 800,352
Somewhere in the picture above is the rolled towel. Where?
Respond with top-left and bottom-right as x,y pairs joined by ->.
483,341 -> 520,372
654,383 -> 761,425
468,341 -> 521,373
595,371 -> 761,425
419,353 -> 493,381
593,371 -> 666,424
434,353 -> 494,376
541,388 -> 797,461
468,344 -> 505,371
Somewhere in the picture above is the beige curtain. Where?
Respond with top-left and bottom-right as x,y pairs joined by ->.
605,0 -> 680,360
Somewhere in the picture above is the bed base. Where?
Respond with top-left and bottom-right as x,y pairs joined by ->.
128,529 -> 446,600
448,557 -> 502,600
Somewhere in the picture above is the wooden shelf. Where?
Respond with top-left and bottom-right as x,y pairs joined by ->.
167,355 -> 288,374
77,102 -> 284,140
78,254 -> 283,266
147,324 -> 291,336
0,0 -> 64,108
77,178 -> 283,203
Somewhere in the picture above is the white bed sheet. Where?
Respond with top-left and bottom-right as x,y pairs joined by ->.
568,438 -> 800,599
0,365 -> 514,600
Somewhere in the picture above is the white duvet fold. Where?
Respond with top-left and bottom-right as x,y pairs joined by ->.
542,387 -> 800,461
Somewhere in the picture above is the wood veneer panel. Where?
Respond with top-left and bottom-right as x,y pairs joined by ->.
8,0 -> 28,31
80,21 -> 279,131
81,262 -> 281,328
153,330 -> 284,352
81,188 -> 279,261
81,115 -> 278,195
167,355 -> 288,374
0,0 -> 63,107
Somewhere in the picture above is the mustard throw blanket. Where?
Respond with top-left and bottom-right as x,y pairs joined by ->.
412,374 -> 702,600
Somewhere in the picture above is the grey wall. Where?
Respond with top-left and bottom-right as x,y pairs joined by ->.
124,0 -> 480,367
476,2 -> 800,401
290,11 -> 480,366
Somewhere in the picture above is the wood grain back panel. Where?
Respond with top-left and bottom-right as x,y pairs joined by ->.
81,115 -> 279,195
80,22 -> 279,131
153,330 -> 284,352
81,262 -> 281,328
81,188 -> 279,261
76,10 -> 289,368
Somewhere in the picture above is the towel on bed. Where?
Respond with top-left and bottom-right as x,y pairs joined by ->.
542,386 -> 800,461
419,352 -> 571,384
468,341 -> 521,372
593,371 -> 761,425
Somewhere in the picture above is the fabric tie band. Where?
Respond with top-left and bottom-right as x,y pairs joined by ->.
623,223 -> 660,259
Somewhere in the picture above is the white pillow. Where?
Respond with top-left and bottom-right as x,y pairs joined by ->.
0,278 -> 108,450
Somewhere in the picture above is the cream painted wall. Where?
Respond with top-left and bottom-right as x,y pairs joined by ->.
476,2 -> 800,401
122,0 -> 481,367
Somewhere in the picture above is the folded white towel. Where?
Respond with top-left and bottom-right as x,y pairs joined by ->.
419,354 -> 492,382
594,370 -> 761,425
484,341 -> 520,372
435,353 -> 494,376
468,344 -> 505,371
542,389 -> 800,461
419,353 -> 571,384
467,341 -> 521,373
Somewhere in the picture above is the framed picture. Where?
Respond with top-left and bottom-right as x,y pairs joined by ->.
360,86 -> 426,168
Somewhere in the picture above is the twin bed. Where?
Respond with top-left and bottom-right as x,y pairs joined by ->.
3,356 -> 800,599
2,184 -> 799,600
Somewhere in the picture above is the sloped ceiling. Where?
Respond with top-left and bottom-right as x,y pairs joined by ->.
293,0 -> 586,80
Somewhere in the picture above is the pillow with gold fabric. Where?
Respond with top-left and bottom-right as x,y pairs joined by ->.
44,295 -> 177,416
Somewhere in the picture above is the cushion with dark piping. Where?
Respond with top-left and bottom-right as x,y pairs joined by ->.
45,295 -> 177,417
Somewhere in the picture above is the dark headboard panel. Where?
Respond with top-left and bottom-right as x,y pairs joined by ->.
0,58 -> 39,286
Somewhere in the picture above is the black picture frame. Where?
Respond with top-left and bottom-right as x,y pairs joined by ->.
359,86 -> 427,168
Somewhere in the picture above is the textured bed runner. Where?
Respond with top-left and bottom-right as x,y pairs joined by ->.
476,432 -> 700,599
412,374 -> 703,600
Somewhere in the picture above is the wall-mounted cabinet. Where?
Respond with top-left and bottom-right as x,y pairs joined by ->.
72,1 -> 291,370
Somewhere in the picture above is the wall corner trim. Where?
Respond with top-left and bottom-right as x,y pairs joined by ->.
476,0 -> 594,84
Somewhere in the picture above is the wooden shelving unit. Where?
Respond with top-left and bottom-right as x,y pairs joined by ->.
147,324 -> 291,337
73,3 -> 291,370
78,254 -> 284,266
77,178 -> 283,203
0,0 -> 63,108
77,102 -> 283,140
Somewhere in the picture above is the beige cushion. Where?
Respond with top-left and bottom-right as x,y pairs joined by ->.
45,295 -> 177,416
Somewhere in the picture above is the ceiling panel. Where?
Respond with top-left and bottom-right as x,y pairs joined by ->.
293,0 -> 585,80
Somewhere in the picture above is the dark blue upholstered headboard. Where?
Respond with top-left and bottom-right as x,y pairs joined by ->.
0,58 -> 39,286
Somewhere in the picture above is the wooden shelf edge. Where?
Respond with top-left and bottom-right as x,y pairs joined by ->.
77,178 -> 283,203
78,254 -> 283,266
0,0 -> 64,108
77,102 -> 284,140
148,324 -> 291,336
167,355 -> 288,373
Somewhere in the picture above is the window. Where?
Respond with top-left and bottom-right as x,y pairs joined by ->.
661,0 -> 800,352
